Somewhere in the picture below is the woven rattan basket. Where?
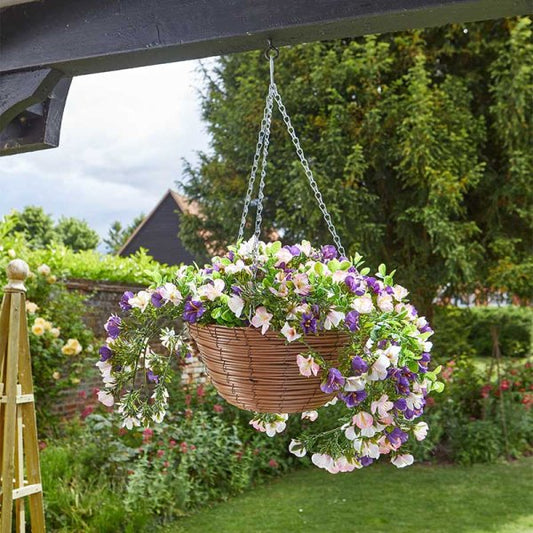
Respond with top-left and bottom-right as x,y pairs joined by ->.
188,324 -> 348,413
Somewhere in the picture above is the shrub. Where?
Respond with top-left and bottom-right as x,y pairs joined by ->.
432,305 -> 532,359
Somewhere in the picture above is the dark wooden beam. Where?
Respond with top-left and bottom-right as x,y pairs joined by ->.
0,0 -> 530,156
0,78 -> 71,156
1,0 -> 530,77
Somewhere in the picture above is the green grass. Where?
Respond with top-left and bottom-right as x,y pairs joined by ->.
164,458 -> 533,533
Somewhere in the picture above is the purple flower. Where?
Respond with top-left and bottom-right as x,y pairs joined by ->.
387,427 -> 409,447
345,276 -> 365,296
384,285 -> 394,295
284,245 -> 301,256
344,310 -> 360,332
183,297 -> 206,323
151,290 -> 164,308
104,315 -> 121,339
394,398 -> 407,411
396,376 -> 411,396
231,285 -> 243,295
404,408 -> 415,420
301,313 -> 318,335
419,324 -> 433,334
351,356 -> 368,376
364,276 -> 381,295
99,345 -> 113,362
119,291 -> 134,311
147,370 -> 159,384
320,368 -> 345,394
227,251 -> 235,261
418,352 -> 431,373
321,245 -> 338,260
360,456 -> 374,467
339,389 -> 367,408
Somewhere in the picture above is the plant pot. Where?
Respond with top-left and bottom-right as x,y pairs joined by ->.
188,324 -> 349,413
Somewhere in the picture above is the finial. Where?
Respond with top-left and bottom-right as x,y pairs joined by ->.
6,259 -> 29,291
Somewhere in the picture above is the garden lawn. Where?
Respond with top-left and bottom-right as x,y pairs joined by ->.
165,458 -> 533,533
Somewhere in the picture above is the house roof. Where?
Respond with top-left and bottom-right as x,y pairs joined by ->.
117,189 -> 198,261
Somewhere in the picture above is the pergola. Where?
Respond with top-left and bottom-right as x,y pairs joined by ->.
0,0 -> 530,157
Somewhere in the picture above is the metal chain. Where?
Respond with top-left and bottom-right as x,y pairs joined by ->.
237,85 -> 275,242
238,43 -> 346,258
272,87 -> 346,257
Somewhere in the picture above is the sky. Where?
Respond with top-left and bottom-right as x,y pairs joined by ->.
0,60 -> 211,241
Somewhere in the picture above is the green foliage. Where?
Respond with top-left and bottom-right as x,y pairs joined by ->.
104,213 -> 145,254
11,206 -> 56,248
432,305 -> 533,359
179,17 -> 533,316
55,216 -> 100,251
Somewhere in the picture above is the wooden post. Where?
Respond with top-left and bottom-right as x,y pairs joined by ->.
0,259 -> 46,533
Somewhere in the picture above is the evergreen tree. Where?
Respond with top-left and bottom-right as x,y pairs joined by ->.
104,214 -> 145,254
178,18 -> 532,316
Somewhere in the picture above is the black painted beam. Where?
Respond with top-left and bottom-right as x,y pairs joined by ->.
1,0 -> 531,77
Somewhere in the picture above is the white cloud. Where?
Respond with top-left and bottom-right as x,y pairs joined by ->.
0,59 -> 211,240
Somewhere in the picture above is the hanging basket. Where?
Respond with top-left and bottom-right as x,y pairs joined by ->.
189,324 -> 349,413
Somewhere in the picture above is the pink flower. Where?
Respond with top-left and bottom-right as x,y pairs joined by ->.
371,394 -> 393,418
296,354 -> 320,377
391,454 -> 414,468
213,404 -> 224,413
268,459 -> 279,468
353,411 -> 374,429
251,306 -> 273,334
281,322 -> 302,342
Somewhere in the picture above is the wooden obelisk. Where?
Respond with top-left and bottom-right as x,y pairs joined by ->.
0,259 -> 46,532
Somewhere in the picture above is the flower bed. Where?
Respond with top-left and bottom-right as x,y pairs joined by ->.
98,239 -> 443,473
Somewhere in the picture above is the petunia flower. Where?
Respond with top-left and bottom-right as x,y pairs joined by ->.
198,279 -> 225,301
344,310 -> 360,332
281,322 -> 302,342
251,306 -> 273,334
371,394 -> 394,418
301,410 -> 318,421
228,295 -> 245,317
391,454 -> 414,468
289,439 -> 307,457
351,356 -> 368,376
344,375 -> 367,391
392,284 -> 409,301
128,291 -> 151,312
301,313 -> 318,335
351,295 -> 374,314
387,427 -> 409,448
183,298 -> 206,323
321,245 -> 337,260
377,293 -> 394,312
104,315 -> 121,339
97,389 -> 114,407
119,291 -> 134,311
292,273 -> 311,296
413,421 -> 429,441
353,411 -> 374,429
320,368 -> 345,393
296,354 -> 320,377
367,353 -> 391,381
99,345 -> 113,362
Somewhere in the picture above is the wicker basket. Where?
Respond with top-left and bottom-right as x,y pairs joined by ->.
188,324 -> 349,413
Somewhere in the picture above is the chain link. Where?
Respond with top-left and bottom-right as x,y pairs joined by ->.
238,47 -> 346,258
272,87 -> 346,257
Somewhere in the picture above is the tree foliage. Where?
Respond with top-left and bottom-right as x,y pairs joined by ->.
178,18 -> 532,316
10,206 -> 100,251
104,213 -> 145,254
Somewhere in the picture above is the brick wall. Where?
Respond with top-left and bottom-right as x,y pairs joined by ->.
52,279 -> 207,419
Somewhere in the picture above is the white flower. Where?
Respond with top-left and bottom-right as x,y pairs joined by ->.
299,240 -> 312,256
228,295 -> 245,317
377,294 -> 394,312
361,441 -> 381,459
25,301 -> 39,314
275,247 -> 294,265
37,264 -> 51,276
121,416 -> 142,430
281,322 -> 302,342
129,291 -> 151,312
311,453 -> 334,471
391,454 -> 414,468
413,421 -> 429,441
97,390 -> 114,407
160,328 -> 177,349
289,439 -> 307,457
225,259 -> 249,275
152,410 -> 166,423
324,309 -> 345,330
351,295 -> 374,314
324,397 -> 338,407
332,270 -> 349,283
344,376 -> 367,391
344,426 -> 359,441
301,410 -> 318,421
392,285 -> 409,301
406,392 -> 424,411
367,352 -> 390,381
265,415 -> 288,437
251,306 -> 273,334
198,278 -> 225,301
383,345 -> 401,366
160,283 -> 182,305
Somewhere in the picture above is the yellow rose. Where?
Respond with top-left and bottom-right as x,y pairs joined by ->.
52,371 -> 61,380
31,323 -> 45,336
25,301 -> 39,314
71,378 -> 80,385
43,320 -> 52,331
47,275 -> 57,284
34,317 -> 47,327
61,338 -> 82,356
50,327 -> 61,338
37,264 -> 51,276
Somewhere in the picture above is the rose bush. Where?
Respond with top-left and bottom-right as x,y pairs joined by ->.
98,239 -> 443,472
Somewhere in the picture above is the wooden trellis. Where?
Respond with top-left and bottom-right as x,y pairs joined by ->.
0,259 -> 46,533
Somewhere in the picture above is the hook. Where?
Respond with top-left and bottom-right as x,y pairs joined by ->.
264,38 -> 279,60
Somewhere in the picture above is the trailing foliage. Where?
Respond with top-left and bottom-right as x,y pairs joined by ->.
179,17 -> 533,317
